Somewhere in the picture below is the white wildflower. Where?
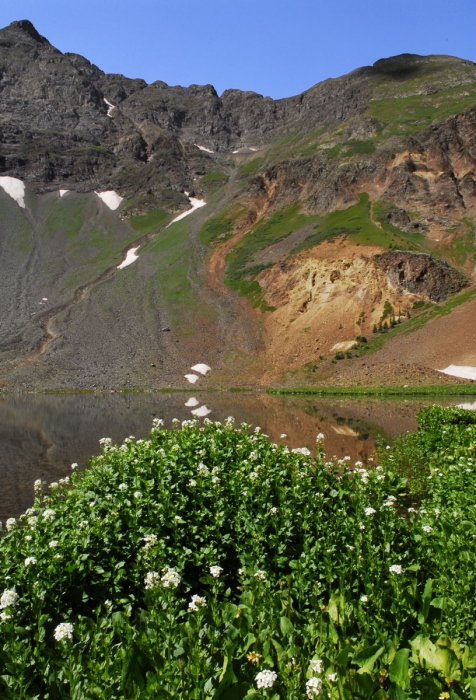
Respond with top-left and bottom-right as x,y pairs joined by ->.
327,672 -> 338,682
255,669 -> 277,689
309,658 -> 324,674
144,572 -> 160,590
34,479 -> 42,492
118,483 -> 127,491
364,507 -> 376,516
42,509 -> 55,521
49,540 -> 58,548
292,447 -> 311,456
0,612 -> 12,621
360,595 -> 368,603
211,476 -> 220,485
188,479 -> 197,487
133,491 -> 142,499
99,437 -> 112,446
210,565 -> 223,578
79,520 -> 88,528
27,516 -> 38,527
54,622 -> 73,641
6,518 -> 16,531
143,534 -> 157,549
280,433 -> 287,438
389,564 -> 403,575
161,567 -> 181,588
197,463 -> 209,476
24,557 -> 37,566
0,590 -> 19,609
188,595 -> 207,611
422,525 -> 433,533
270,507 -> 278,515
306,676 -> 323,697
254,570 -> 266,581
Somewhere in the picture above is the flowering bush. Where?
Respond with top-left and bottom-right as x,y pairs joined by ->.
0,407 -> 476,697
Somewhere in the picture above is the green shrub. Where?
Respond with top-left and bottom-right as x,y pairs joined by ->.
1,408 -> 476,697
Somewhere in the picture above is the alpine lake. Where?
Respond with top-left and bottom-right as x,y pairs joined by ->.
0,390 -> 472,523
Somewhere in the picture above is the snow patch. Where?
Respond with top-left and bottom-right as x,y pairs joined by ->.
59,189 -> 69,197
166,194 -> 206,227
118,247 -> 139,269
191,405 -> 212,417
0,176 -> 25,208
438,365 -> 476,380
191,363 -> 211,375
95,191 -> 123,211
185,397 -> 200,407
185,374 -> 200,384
195,144 -> 214,153
104,98 -> 115,117
232,146 -> 258,154
455,402 -> 476,410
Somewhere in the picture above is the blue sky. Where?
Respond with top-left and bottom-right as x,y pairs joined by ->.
2,1 -> 476,98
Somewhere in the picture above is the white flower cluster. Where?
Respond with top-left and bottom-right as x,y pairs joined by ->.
152,418 -> 164,430
389,564 -> 403,575
254,570 -> 266,581
292,447 -> 311,456
118,483 -> 127,491
255,669 -> 277,689
306,676 -> 323,697
143,534 -> 157,549
197,463 -> 209,476
34,479 -> 43,493
42,509 -> 55,521
383,495 -> 397,507
0,590 -> 19,609
54,622 -> 73,641
309,658 -> 323,674
133,491 -> 142,499
270,507 -> 278,515
49,540 -> 58,548
161,567 -> 181,588
225,416 -> 235,428
28,516 -> 38,527
422,525 -> 433,533
188,595 -> 207,611
355,467 -> 369,483
6,518 -> 16,531
364,507 -> 376,516
24,557 -> 37,566
144,572 -> 160,589
189,479 -> 197,487
209,566 -> 223,578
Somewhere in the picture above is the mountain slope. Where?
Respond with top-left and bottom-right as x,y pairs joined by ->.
0,19 -> 476,390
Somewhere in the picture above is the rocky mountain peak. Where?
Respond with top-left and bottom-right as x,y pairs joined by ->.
5,19 -> 49,45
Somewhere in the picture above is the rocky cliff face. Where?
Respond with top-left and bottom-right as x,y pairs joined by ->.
0,19 -> 475,390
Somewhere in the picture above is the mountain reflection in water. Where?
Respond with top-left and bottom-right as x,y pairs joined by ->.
0,392 -> 457,522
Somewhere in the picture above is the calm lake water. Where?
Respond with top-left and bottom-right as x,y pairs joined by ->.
0,391 -> 469,522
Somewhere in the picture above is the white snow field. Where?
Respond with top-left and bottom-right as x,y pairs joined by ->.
0,176 -> 26,208
95,191 -> 123,210
185,374 -> 200,384
185,397 -> 200,407
59,189 -> 69,197
195,144 -> 214,153
104,98 -> 115,117
232,146 -> 258,154
191,405 -> 212,417
118,247 -> 140,269
191,363 -> 211,375
438,365 -> 476,380
166,193 -> 206,227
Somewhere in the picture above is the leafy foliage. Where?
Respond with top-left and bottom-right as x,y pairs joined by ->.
1,408 -> 476,697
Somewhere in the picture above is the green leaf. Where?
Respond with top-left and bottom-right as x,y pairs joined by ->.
353,644 -> 385,674
279,616 -> 294,636
418,579 -> 433,624
469,678 -> 476,700
389,649 -> 409,689
389,683 -> 409,700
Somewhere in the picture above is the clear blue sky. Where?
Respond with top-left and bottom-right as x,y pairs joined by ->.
2,1 -> 475,99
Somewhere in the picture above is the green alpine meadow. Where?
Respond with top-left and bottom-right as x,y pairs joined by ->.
1,406 -> 476,699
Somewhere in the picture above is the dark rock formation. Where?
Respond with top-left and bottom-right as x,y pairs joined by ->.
374,251 -> 467,301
